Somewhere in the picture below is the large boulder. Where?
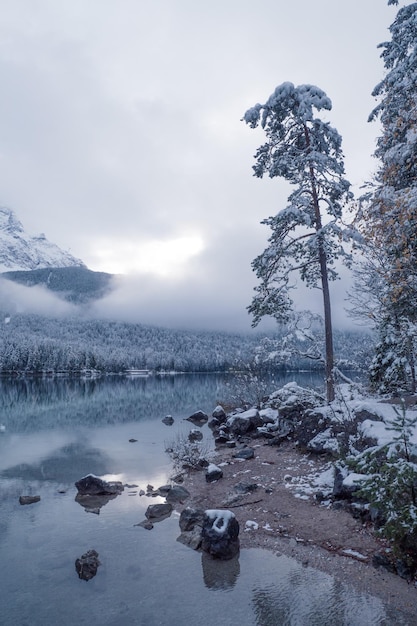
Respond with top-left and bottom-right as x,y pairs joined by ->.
294,409 -> 332,451
201,509 -> 240,560
226,409 -> 263,436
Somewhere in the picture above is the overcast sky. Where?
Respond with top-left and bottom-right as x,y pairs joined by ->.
0,0 -> 397,331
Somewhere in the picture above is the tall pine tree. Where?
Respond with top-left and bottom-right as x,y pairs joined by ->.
243,83 -> 352,401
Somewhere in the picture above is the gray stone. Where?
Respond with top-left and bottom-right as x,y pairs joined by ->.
212,405 -> 227,421
188,429 -> 203,442
75,549 -> 101,581
232,447 -> 255,460
145,502 -> 173,520
19,495 -> 41,505
226,409 -> 263,436
162,415 -> 174,426
205,464 -> 223,482
165,485 -> 190,503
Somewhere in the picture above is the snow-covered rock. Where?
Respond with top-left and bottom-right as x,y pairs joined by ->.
201,509 -> 240,559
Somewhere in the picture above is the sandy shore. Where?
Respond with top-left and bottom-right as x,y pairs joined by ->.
176,440 -> 417,618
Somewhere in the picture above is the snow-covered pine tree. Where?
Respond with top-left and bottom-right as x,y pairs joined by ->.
243,83 -> 352,401
358,2 -> 417,392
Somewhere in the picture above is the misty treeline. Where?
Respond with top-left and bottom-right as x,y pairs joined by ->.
0,312 -> 371,375
243,1 -> 417,398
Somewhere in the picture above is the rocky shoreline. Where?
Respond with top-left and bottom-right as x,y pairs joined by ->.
170,385 -> 417,616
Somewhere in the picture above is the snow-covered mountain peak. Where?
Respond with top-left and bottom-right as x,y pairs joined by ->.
0,207 -> 86,272
0,207 -> 24,234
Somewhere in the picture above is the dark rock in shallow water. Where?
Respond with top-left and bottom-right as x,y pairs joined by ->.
75,549 -> 101,581
129,438 -> 138,443
75,474 -> 124,496
19,495 -> 41,505
145,502 -> 173,520
232,448 -> 255,460
201,510 -> 240,560
186,410 -> 209,426
162,415 -> 174,426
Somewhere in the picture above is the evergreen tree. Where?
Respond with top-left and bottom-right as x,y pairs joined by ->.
352,401 -> 417,570
243,83 -> 352,401
358,1 -> 417,392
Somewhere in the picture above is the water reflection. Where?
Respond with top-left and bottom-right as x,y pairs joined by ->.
0,374 -> 230,432
1,442 -> 111,482
201,552 -> 240,591
75,492 -> 120,515
0,372 -> 328,433
0,376 -> 414,626
251,554 -> 411,626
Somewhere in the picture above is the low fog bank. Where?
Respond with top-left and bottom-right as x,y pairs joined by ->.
0,266 -> 363,334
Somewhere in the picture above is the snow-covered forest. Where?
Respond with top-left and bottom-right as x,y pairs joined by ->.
0,311 -> 371,375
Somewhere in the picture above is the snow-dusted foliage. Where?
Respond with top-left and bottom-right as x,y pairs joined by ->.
243,83 -> 353,400
351,402 -> 417,568
355,3 -> 417,393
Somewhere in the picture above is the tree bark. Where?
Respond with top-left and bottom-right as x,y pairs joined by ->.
304,125 -> 335,402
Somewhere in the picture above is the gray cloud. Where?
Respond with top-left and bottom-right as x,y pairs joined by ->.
0,0 -> 394,331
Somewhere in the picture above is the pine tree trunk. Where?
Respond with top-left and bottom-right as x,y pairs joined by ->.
318,243 -> 335,402
304,125 -> 335,402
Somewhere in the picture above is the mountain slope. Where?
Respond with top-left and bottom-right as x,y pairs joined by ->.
0,207 -> 85,272
1,266 -> 114,304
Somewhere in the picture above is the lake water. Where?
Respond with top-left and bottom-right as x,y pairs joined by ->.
0,374 -> 414,625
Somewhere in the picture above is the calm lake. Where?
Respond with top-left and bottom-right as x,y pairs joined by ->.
0,373 -> 414,625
